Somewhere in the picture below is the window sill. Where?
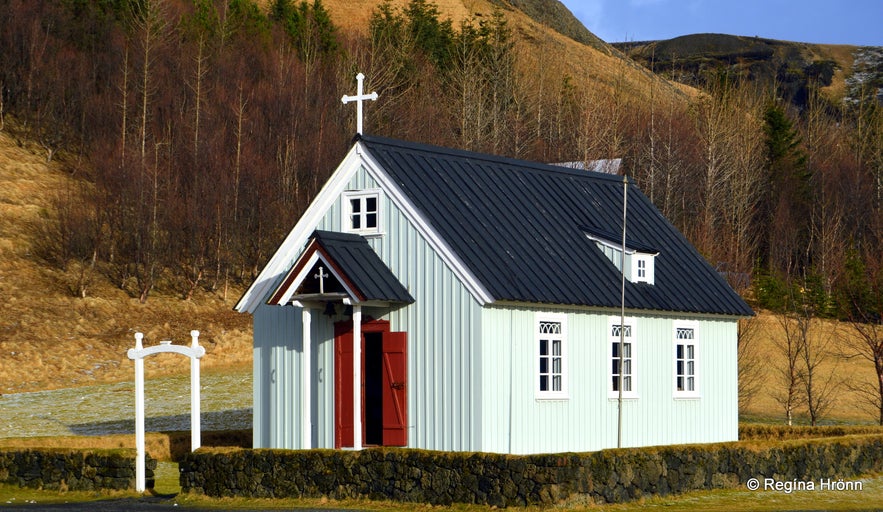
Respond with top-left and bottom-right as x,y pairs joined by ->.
535,395 -> 569,402
607,395 -> 639,401
673,395 -> 701,400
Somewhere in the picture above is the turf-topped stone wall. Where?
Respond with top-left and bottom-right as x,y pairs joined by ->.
180,436 -> 883,507
0,450 -> 155,491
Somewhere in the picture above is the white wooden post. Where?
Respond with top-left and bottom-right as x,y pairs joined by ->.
352,305 -> 362,450
302,307 -> 312,449
190,330 -> 202,451
128,331 -> 206,492
132,333 -> 145,492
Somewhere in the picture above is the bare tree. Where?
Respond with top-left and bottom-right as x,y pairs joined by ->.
838,253 -> 883,425
799,317 -> 840,426
737,316 -> 764,412
772,310 -> 805,426
841,319 -> 883,425
127,0 -> 171,164
725,81 -> 766,274
690,79 -> 739,260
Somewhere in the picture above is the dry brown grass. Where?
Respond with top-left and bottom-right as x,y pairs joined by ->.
740,311 -> 880,425
316,0 -> 693,106
0,430 -> 251,462
0,130 -> 252,394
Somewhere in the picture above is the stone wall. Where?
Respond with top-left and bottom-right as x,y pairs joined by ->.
0,450 -> 155,491
180,436 -> 883,507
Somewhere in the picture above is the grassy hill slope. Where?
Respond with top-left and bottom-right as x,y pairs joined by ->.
0,131 -> 252,393
320,0 -> 691,105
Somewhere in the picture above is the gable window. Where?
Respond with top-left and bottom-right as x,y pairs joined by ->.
609,317 -> 637,398
343,190 -> 381,235
537,314 -> 567,399
674,322 -> 699,397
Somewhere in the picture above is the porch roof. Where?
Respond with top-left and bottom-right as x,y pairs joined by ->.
267,230 -> 414,306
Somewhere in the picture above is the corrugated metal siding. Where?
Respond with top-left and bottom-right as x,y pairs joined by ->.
480,306 -> 738,453
252,305 -> 299,449
323,167 -> 483,451
252,303 -> 337,449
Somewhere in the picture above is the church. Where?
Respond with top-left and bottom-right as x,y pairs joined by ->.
234,78 -> 753,454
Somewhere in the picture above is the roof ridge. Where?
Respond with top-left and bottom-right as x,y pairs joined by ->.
358,134 -> 625,183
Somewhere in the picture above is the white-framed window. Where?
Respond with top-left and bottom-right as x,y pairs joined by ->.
342,189 -> 381,235
536,313 -> 567,399
630,253 -> 655,284
609,316 -> 638,399
674,322 -> 699,398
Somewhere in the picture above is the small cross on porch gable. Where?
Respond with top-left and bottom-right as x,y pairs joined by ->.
341,72 -> 378,135
314,266 -> 329,294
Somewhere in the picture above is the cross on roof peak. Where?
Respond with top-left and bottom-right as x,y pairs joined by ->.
341,72 -> 378,136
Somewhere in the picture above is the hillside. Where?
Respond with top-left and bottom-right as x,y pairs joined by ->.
319,0 -> 691,105
0,131 -> 252,393
614,33 -> 882,107
0,0 -> 688,395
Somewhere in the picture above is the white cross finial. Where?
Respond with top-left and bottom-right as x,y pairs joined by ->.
314,266 -> 329,294
341,72 -> 378,135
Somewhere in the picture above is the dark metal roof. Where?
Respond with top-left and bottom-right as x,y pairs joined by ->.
359,135 -> 753,316
313,230 -> 414,304
267,230 -> 413,305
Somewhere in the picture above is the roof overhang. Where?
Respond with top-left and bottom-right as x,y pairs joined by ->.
267,230 -> 414,307
267,239 -> 363,306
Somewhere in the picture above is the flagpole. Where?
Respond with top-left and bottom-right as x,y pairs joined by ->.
617,174 -> 628,449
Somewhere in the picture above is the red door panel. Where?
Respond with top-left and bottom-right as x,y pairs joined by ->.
382,331 -> 408,446
334,323 -> 353,449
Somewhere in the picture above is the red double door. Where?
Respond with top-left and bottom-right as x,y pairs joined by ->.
334,320 -> 407,448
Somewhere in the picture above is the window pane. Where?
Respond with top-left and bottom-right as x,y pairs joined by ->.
366,213 -> 377,228
552,357 -> 561,374
623,360 -> 631,374
351,198 -> 361,213
552,375 -> 561,391
677,360 -> 684,375
540,358 -> 548,374
351,215 -> 361,229
686,345 -> 694,359
366,196 -> 377,212
612,342 -> 620,358
687,377 -> 694,391
676,344 -> 684,359
540,375 -> 548,391
552,340 -> 561,356
623,342 -> 631,358
612,359 -> 620,375
540,339 -> 548,355
677,376 -> 684,391
612,376 -> 619,391
687,361 -> 694,375
624,376 -> 631,391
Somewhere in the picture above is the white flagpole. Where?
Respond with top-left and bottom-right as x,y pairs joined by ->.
617,175 -> 628,449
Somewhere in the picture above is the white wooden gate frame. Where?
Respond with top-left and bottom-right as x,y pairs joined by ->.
127,330 -> 205,492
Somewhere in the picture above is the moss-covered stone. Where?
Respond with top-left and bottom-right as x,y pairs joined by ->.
178,436 -> 883,507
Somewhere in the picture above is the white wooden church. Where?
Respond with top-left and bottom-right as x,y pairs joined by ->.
234,78 -> 753,454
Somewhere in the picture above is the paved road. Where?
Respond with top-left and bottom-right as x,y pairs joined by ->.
1,495 -> 362,511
